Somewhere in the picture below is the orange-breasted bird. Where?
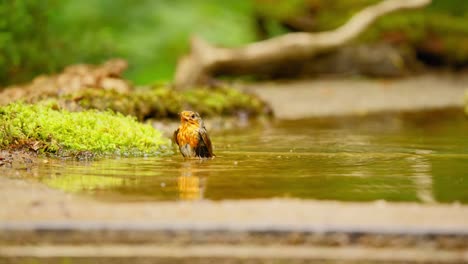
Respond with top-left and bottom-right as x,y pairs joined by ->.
173,111 -> 214,158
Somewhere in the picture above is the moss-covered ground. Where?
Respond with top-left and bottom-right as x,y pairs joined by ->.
61,85 -> 269,121
0,102 -> 172,159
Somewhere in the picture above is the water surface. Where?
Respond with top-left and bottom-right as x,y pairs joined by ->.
20,110 -> 468,203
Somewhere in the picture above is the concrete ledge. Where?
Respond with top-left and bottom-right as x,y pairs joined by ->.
1,244 -> 468,263
1,221 -> 468,249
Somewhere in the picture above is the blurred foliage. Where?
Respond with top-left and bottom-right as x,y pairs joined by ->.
1,0 -> 256,86
255,0 -> 306,19
259,0 -> 468,66
1,0 -> 468,87
0,102 -> 172,157
0,1 -> 56,86
359,0 -> 468,66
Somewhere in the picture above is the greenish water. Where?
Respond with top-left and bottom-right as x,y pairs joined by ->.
26,110 -> 468,203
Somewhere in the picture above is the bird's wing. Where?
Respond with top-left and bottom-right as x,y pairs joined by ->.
196,127 -> 214,158
173,128 -> 180,146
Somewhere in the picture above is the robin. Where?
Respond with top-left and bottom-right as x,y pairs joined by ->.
173,111 -> 214,158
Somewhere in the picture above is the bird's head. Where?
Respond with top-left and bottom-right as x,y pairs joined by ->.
180,111 -> 202,125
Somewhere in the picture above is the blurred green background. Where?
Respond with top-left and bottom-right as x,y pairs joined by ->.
1,0 -> 468,87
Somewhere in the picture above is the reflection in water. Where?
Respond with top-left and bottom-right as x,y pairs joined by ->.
408,156 -> 434,203
177,161 -> 205,201
44,174 -> 123,193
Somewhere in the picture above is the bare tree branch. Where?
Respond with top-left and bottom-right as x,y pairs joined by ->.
174,0 -> 431,89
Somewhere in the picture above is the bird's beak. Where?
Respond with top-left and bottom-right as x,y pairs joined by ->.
179,112 -> 188,121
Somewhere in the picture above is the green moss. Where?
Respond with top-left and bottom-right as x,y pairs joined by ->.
181,86 -> 265,116
60,85 -> 268,121
0,102 -> 172,157
64,87 -> 181,120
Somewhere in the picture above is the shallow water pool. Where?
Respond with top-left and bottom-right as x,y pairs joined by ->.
20,109 -> 468,203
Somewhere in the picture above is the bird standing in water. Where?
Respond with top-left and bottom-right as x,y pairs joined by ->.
174,111 -> 214,158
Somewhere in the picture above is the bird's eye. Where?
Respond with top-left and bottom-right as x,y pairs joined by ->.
191,114 -> 195,118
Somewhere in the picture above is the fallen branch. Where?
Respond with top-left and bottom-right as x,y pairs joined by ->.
174,0 -> 431,89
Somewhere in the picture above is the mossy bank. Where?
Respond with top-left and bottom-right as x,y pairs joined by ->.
61,85 -> 269,121
0,102 -> 172,159
0,61 -> 270,121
